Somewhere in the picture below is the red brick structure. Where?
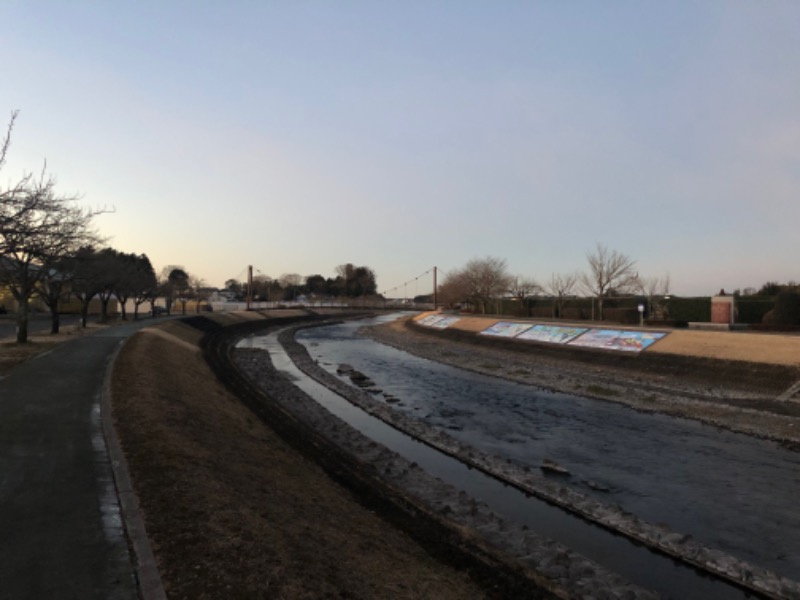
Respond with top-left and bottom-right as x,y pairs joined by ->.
711,295 -> 735,325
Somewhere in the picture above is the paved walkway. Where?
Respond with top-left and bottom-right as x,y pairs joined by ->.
0,321 -> 157,599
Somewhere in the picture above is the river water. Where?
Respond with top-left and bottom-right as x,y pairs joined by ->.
243,330 -> 744,599
294,314 -> 800,583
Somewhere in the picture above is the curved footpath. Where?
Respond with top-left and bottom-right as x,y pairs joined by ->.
0,319 -> 164,600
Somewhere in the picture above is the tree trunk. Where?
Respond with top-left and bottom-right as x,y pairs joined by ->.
80,300 -> 90,328
50,306 -> 60,335
16,299 -> 29,344
118,296 -> 128,320
100,297 -> 110,322
11,285 -> 33,344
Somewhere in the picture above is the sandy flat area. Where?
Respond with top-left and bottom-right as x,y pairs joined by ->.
649,329 -> 800,365
433,313 -> 800,366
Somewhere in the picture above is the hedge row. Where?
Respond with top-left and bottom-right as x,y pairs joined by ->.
491,295 -> 781,326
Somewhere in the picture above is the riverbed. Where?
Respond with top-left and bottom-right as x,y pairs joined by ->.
295,314 -> 800,583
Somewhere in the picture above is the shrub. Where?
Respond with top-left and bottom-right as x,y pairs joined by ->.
767,291 -> 800,325
736,297 -> 775,324
603,307 -> 640,324
667,297 -> 711,322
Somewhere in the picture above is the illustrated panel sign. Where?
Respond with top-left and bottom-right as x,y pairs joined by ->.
568,329 -> 667,352
517,325 -> 588,344
417,314 -> 446,327
480,322 -> 534,337
419,316 -> 461,329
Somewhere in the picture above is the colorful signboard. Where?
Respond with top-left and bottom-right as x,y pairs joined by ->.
417,314 -> 446,327
418,313 -> 668,351
415,315 -> 463,329
431,316 -> 461,329
517,325 -> 588,344
479,322 -> 534,337
567,329 -> 666,352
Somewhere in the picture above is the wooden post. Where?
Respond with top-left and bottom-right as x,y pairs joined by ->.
246,265 -> 253,311
433,266 -> 438,310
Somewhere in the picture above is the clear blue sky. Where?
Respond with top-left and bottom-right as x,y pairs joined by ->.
2,2 -> 799,296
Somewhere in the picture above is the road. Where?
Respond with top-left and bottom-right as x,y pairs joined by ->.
0,319 -> 154,599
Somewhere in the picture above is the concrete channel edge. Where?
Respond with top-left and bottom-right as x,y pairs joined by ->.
101,337 -> 168,600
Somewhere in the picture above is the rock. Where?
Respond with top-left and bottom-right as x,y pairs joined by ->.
541,459 -> 570,475
584,480 -> 611,492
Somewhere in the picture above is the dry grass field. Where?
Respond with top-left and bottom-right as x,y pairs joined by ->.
109,320 -> 490,599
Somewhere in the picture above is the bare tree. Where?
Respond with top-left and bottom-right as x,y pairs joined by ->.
0,183 -> 103,340
507,276 -> 540,302
547,272 -> 578,318
507,276 -> 540,315
580,243 -> 637,321
437,268 -> 469,308
36,256 -> 74,334
635,273 -> 671,318
1,112 -> 107,340
460,256 -> 512,314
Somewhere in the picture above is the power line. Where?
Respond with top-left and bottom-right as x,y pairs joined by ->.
381,267 -> 435,297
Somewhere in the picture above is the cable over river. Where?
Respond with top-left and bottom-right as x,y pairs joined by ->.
241,314 -> 800,598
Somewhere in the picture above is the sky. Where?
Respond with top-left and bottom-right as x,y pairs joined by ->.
2,2 -> 799,297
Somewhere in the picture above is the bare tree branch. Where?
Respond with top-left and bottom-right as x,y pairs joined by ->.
507,276 -> 541,302
0,112 -> 106,341
580,243 -> 637,320
547,272 -> 579,318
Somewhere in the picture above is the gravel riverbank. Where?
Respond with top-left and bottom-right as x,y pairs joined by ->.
364,316 -> 800,449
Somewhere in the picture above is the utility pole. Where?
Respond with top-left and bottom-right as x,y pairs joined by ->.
246,265 -> 253,311
433,266 -> 438,310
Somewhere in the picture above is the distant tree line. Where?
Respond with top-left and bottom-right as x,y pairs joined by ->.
439,247 -> 799,326
224,263 -> 378,303
437,244 -> 670,321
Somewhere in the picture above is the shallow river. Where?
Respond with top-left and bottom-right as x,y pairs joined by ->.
295,314 -> 800,582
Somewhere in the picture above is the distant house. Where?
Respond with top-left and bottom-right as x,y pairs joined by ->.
208,289 -> 236,303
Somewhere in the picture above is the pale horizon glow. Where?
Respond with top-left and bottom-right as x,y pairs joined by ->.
2,3 -> 799,297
